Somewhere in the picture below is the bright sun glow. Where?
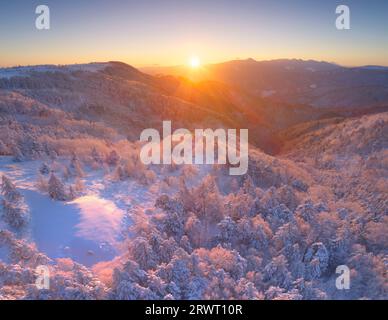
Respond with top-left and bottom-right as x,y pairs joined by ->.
189,56 -> 201,68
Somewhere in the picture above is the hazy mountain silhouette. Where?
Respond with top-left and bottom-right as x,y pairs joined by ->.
142,58 -> 388,109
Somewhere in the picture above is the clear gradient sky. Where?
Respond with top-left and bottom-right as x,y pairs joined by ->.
1,0 -> 388,67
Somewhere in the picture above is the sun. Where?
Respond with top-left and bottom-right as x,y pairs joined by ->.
189,56 -> 201,69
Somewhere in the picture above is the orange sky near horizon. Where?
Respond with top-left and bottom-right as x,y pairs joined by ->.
1,1 -> 388,68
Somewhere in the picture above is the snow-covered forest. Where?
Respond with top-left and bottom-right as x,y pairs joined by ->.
0,62 -> 386,300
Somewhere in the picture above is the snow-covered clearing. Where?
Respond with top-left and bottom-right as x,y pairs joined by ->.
24,191 -> 123,267
0,157 -> 157,267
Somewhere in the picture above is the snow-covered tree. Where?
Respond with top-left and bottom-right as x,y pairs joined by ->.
263,255 -> 293,289
48,173 -> 68,201
1,175 -> 29,229
303,242 -> 329,280
130,237 -> 157,271
68,154 -> 84,177
106,150 -> 120,166
91,147 -> 103,165
1,199 -> 29,229
39,162 -> 50,175
1,175 -> 22,203
216,216 -> 237,245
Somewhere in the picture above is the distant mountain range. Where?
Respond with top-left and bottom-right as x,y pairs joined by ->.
141,58 -> 388,109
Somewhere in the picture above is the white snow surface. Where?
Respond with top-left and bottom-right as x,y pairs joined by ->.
0,157 -> 157,267
0,63 -> 110,79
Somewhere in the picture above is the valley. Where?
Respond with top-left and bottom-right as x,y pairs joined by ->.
0,60 -> 386,300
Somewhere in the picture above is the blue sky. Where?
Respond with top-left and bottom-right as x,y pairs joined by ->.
0,0 -> 387,67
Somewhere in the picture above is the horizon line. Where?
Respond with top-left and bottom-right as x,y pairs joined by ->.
1,58 -> 388,70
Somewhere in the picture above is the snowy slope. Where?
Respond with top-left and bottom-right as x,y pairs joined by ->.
0,63 -> 110,79
0,158 -> 151,267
